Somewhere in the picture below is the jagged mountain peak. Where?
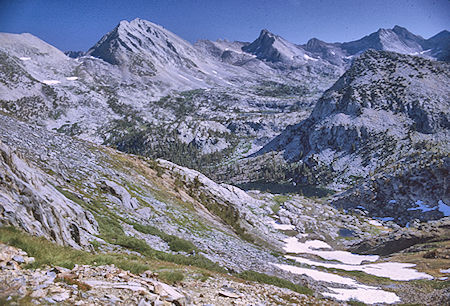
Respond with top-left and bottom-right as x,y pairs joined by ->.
429,29 -> 450,40
426,30 -> 450,46
392,25 -> 412,35
86,17 -> 198,67
118,17 -> 168,34
305,37 -> 326,49
258,49 -> 449,153
242,28 -> 307,63
249,28 -> 285,48
303,37 -> 349,66
341,25 -> 426,56
388,25 -> 425,42
259,28 -> 277,38
424,29 -> 450,61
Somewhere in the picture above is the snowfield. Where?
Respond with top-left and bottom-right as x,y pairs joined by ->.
438,200 -> 450,216
283,237 -> 379,265
323,286 -> 401,304
368,219 -> 383,226
268,220 -> 295,230
42,80 -> 61,85
273,263 -> 401,304
286,255 -> 433,281
276,236 -> 433,303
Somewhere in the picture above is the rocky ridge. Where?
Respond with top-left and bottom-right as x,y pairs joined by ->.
0,21 -> 448,175
1,113 -> 448,304
0,138 -> 98,248
1,243 -> 333,305
1,19 -> 450,305
0,18 -> 340,167
245,50 -> 449,222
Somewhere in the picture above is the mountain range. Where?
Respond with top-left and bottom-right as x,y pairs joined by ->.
1,19 -> 448,166
0,18 -> 449,305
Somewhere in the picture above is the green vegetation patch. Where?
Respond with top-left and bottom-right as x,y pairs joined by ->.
132,223 -> 197,254
236,270 -> 314,295
158,270 -> 185,284
254,81 -> 308,98
0,226 -> 226,276
0,227 -> 150,275
55,187 -> 225,273
197,192 -> 255,243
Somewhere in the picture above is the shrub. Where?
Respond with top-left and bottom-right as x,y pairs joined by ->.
271,203 -> 281,214
158,270 -> 185,284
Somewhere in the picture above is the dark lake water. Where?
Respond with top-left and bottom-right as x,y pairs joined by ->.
236,181 -> 335,198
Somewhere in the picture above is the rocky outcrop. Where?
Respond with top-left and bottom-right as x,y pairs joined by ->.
340,26 -> 426,56
0,243 -> 189,305
254,50 -> 449,190
101,179 -> 139,209
332,152 -> 449,223
349,218 -> 450,255
0,243 -> 329,305
64,50 -> 85,58
0,141 -> 98,249
242,29 -> 307,63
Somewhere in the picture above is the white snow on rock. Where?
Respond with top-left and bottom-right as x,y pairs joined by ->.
283,237 -> 379,265
66,76 -> 79,81
286,256 -> 433,281
375,216 -> 394,221
368,219 -> 383,226
323,286 -> 401,304
284,237 -> 332,251
273,263 -> 400,304
273,263 -> 357,285
407,200 -> 436,212
438,200 -> 450,216
268,220 -> 295,231
42,80 -> 61,85
405,198 -> 450,217
303,54 -> 318,61
19,57 -> 31,61
440,268 -> 450,273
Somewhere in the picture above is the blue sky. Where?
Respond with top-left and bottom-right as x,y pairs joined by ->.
0,0 -> 449,51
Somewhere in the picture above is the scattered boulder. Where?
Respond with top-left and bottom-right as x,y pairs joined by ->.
350,218 -> 450,255
101,179 -> 139,209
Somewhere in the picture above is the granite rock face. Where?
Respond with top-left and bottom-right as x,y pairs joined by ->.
251,50 -> 449,220
1,21 -> 447,175
349,218 -> 450,255
0,141 -> 98,249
